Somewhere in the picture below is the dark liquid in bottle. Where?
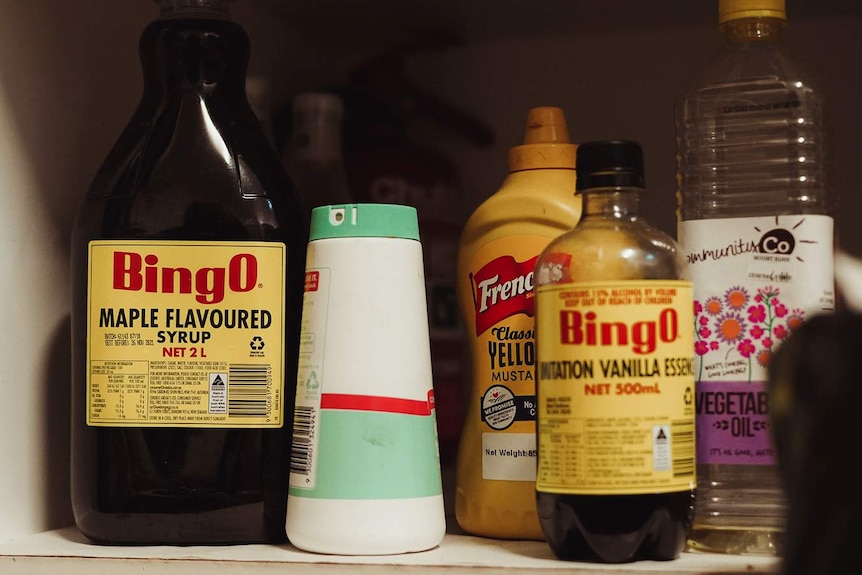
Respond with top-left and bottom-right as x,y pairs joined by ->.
70,13 -> 307,545
537,491 -> 694,563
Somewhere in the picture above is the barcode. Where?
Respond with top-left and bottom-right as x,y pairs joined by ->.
671,418 -> 695,477
290,406 -> 315,475
228,364 -> 270,417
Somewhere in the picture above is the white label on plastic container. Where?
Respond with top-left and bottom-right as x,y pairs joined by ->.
481,432 -> 537,481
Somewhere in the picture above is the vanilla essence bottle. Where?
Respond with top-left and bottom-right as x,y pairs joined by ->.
675,0 -> 835,555
535,140 -> 696,563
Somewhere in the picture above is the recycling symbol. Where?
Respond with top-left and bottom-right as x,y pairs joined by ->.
250,336 -> 265,351
306,370 -> 320,390
683,387 -> 693,406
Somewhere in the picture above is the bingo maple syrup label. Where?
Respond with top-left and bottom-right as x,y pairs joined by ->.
466,236 -> 550,482
535,279 -> 696,495
85,240 -> 286,428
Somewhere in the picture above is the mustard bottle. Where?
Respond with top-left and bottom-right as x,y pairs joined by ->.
454,106 -> 580,539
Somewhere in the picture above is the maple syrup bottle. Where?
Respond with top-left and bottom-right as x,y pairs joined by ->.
70,0 -> 307,544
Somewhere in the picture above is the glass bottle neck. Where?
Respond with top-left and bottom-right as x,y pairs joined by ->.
139,14 -> 248,97
580,187 -> 642,220
722,17 -> 785,42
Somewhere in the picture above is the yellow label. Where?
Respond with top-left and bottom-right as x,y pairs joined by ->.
86,240 -> 286,428
535,280 -> 696,495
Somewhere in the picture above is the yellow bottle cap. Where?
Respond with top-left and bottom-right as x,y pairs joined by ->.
719,0 -> 786,25
507,106 -> 577,172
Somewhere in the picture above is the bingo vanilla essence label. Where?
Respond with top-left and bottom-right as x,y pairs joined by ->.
535,280 -> 696,495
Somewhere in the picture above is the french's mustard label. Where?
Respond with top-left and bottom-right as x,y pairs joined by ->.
466,236 -> 548,482
86,240 -> 286,428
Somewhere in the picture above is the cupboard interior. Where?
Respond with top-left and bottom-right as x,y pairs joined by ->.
0,1 -> 858,572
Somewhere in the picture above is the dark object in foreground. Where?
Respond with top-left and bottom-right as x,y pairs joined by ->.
768,312 -> 862,575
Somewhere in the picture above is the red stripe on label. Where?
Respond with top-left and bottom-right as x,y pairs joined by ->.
320,392 -> 435,416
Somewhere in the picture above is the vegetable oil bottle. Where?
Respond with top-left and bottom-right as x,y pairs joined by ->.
675,0 -> 835,554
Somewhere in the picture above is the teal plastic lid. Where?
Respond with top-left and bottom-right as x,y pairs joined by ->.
309,203 -> 420,241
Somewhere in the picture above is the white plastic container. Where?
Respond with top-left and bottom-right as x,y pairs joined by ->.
285,203 -> 446,555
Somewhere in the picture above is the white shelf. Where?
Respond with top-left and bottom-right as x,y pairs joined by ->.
0,527 -> 778,575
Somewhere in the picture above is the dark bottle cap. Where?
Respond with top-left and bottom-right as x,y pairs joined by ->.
575,139 -> 645,191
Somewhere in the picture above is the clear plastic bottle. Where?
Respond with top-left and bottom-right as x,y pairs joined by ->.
674,0 -> 835,555
70,0 -> 307,544
534,140 -> 696,563
283,92 -> 353,212
454,106 -> 580,540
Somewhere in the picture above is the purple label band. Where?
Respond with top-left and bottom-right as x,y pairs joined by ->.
696,380 -> 776,465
